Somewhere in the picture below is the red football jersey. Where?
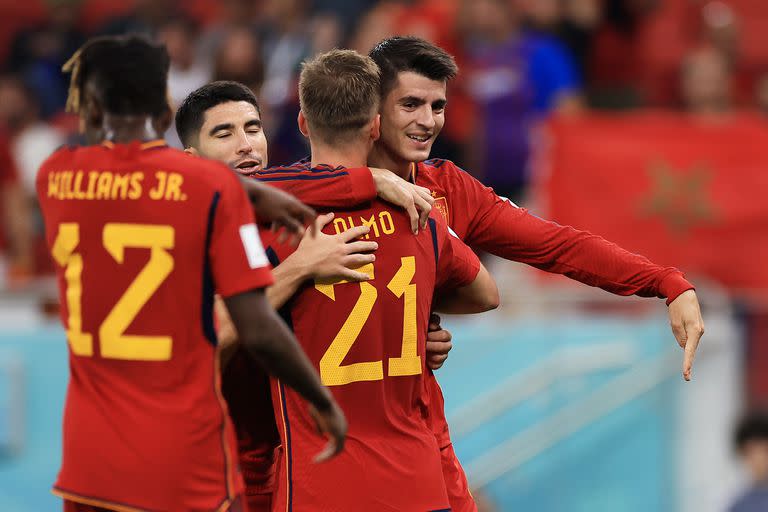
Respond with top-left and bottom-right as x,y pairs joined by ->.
221,163 -> 376,500
263,198 -> 480,512
36,140 -> 274,512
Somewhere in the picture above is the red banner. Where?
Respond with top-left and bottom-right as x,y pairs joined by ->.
535,112 -> 768,296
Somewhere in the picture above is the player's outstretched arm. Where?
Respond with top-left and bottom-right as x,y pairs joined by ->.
224,289 -> 347,461
433,263 -> 500,314
267,213 -> 377,309
238,176 -> 317,244
667,289 -> 704,381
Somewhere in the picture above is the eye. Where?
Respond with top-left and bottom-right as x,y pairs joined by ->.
403,103 -> 416,110
214,132 -> 231,139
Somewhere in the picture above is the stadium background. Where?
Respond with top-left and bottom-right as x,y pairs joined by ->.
0,0 -> 765,510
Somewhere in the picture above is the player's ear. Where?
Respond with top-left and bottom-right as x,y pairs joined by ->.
297,111 -> 310,138
184,146 -> 199,156
370,114 -> 381,142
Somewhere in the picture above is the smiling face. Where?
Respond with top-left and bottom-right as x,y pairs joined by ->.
376,71 -> 447,168
194,100 -> 268,173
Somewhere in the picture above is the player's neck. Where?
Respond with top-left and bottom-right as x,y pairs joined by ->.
367,144 -> 412,181
101,114 -> 164,144
309,142 -> 368,169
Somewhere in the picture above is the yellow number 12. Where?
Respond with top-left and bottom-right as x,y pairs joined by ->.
315,256 -> 421,386
51,222 -> 175,361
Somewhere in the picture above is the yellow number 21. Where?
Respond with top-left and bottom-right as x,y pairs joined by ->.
51,222 -> 175,361
315,256 -> 421,386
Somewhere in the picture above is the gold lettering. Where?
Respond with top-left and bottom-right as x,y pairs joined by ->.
72,171 -> 86,200
96,172 -> 112,199
86,171 -> 98,199
165,172 -> 183,201
128,173 -> 143,200
332,217 -> 348,235
149,171 -> 166,200
379,211 -> 395,234
63,171 -> 75,200
111,173 -> 130,200
361,215 -> 380,239
48,172 -> 60,198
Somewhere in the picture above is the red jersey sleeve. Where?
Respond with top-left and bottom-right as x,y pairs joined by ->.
252,165 -> 376,207
442,161 -> 693,305
432,213 -> 481,290
209,170 -> 274,297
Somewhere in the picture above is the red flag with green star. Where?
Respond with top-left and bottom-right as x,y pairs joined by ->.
535,112 -> 768,297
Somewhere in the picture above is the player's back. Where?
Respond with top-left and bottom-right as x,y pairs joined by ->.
266,199 -> 479,512
36,140 -> 261,512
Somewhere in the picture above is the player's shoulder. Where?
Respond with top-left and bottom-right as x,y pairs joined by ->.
419,158 -> 469,176
419,158 -> 476,187
150,147 -> 237,186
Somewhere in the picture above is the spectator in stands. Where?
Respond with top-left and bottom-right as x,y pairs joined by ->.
680,46 -> 732,115
457,0 -> 582,203
521,0 -> 601,81
0,75 -> 63,195
159,18 -> 211,109
730,410 -> 768,512
6,0 -> 85,118
213,27 -> 265,98
0,125 -> 32,289
198,0 -> 259,66
97,0 -> 179,38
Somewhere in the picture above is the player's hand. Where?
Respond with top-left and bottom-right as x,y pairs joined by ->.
309,400 -> 347,463
299,213 -> 377,282
668,289 -> 704,381
426,313 -> 453,370
369,167 -> 434,234
239,177 -> 317,245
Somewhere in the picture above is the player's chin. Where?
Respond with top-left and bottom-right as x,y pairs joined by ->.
401,145 -> 433,163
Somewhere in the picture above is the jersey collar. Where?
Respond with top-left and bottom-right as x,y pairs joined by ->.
408,161 -> 418,184
100,139 -> 168,150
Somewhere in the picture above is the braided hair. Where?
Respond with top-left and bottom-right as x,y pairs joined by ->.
63,34 -> 170,117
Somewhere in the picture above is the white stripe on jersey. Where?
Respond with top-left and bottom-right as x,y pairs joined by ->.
239,223 -> 269,269
498,196 -> 519,208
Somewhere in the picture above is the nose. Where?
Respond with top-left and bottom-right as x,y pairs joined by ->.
236,130 -> 253,155
415,105 -> 436,130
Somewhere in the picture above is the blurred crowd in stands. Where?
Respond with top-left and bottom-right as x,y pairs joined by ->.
1,0 -> 767,290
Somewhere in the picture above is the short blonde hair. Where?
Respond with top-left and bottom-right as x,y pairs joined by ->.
299,49 -> 381,144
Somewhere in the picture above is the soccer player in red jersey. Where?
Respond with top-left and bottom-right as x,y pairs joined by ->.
37,35 -> 347,512
259,36 -> 705,512
264,49 -> 499,511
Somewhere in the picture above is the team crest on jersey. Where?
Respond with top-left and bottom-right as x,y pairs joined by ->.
433,196 -> 449,223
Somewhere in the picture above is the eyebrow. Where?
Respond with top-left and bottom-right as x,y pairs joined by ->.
245,119 -> 262,129
209,123 -> 234,136
399,96 -> 426,105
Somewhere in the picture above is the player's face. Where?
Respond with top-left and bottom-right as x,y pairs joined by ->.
196,100 -> 268,174
378,71 -> 447,164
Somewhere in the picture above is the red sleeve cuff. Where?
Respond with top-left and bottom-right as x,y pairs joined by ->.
661,272 -> 695,305
347,167 -> 377,204
217,268 -> 274,298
